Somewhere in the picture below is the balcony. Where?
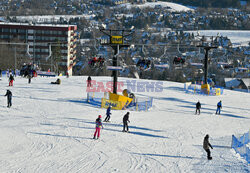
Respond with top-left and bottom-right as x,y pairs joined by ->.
70,61 -> 76,66
70,44 -> 76,49
70,56 -> 76,61
70,50 -> 76,54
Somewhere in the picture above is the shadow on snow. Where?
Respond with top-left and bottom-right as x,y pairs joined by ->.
40,121 -> 168,139
28,132 -> 92,140
131,152 -> 199,159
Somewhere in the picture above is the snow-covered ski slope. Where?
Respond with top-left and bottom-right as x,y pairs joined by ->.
120,1 -> 192,12
0,76 -> 249,173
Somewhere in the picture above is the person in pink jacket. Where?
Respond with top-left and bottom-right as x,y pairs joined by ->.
93,115 -> 103,139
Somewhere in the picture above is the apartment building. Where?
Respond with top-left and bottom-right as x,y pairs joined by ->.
0,22 -> 77,75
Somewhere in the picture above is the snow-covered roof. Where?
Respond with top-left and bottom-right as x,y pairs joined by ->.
9,14 -> 95,23
225,78 -> 241,88
241,78 -> 250,88
0,22 -> 76,28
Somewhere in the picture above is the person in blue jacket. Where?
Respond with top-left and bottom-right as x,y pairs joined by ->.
216,100 -> 222,115
104,105 -> 112,122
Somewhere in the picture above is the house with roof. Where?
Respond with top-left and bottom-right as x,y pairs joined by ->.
224,78 -> 250,92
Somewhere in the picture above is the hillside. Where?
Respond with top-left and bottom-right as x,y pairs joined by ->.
120,1 -> 193,12
162,0 -> 243,8
0,76 -> 249,172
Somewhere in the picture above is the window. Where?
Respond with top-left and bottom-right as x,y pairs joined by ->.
3,35 -> 9,39
18,29 -> 26,33
3,28 -> 9,32
10,29 -> 17,33
36,30 -> 42,34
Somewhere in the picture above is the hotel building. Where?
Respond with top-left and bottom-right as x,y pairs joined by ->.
0,22 -> 77,75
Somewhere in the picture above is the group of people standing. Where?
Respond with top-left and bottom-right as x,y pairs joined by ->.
195,100 -> 222,115
93,107 -> 130,139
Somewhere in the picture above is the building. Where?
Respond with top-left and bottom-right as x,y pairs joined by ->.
224,78 -> 250,92
0,22 -> 77,75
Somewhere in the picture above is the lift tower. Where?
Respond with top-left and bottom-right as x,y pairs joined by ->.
197,36 -> 218,94
100,28 -> 133,94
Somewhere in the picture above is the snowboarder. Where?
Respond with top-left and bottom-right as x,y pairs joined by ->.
9,74 -> 14,86
87,76 -> 92,87
93,115 -> 103,139
195,101 -> 201,115
216,100 -> 222,115
104,105 -> 112,122
203,134 -> 213,160
123,112 -> 130,132
4,90 -> 12,108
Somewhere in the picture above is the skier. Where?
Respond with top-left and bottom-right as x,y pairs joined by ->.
123,112 -> 130,132
216,100 -> 222,115
87,76 -> 92,87
195,101 -> 201,115
203,134 -> 213,160
9,74 -> 14,86
93,115 -> 103,139
28,74 -> 32,84
4,90 -> 12,108
104,105 -> 112,122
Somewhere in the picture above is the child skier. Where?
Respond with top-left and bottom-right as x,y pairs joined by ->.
203,134 -> 213,160
4,90 -> 12,108
93,115 -> 103,139
216,100 -> 222,115
104,105 -> 112,122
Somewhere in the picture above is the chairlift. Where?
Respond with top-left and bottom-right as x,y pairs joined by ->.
173,56 -> 185,65
88,56 -> 105,68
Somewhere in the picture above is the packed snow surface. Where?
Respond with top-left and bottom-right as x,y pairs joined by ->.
0,76 -> 249,173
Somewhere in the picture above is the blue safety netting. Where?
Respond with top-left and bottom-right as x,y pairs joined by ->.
0,70 -> 20,77
128,97 -> 153,111
185,84 -> 224,96
232,131 -> 250,163
87,92 -> 105,107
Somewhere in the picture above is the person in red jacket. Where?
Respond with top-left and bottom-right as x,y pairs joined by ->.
87,76 -> 92,87
93,115 -> 103,139
9,74 -> 14,86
